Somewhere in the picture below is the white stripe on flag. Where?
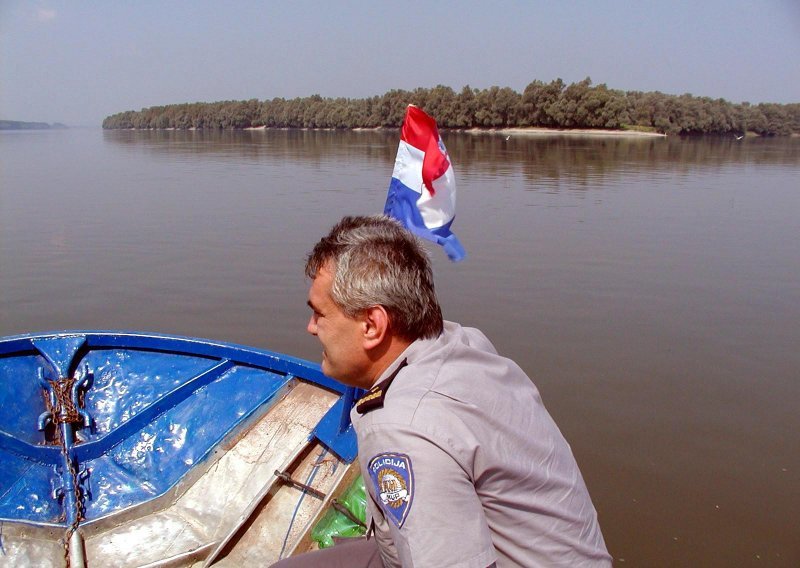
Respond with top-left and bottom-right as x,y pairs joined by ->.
418,164 -> 456,229
392,140 -> 424,194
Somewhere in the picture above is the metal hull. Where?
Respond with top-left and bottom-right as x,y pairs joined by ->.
0,332 -> 358,566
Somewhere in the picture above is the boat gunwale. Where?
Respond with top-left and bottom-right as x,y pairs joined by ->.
0,330 -> 344,394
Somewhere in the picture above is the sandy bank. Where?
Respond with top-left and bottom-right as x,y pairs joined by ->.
244,125 -> 666,137
472,127 -> 666,138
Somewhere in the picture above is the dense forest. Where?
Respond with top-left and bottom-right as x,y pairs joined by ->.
102,78 -> 800,136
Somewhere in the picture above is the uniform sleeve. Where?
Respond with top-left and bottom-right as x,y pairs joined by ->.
359,423 -> 497,568
367,495 -> 402,568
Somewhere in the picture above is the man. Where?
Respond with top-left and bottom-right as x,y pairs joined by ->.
275,215 -> 611,567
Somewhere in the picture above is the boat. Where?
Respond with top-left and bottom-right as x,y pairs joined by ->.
0,331 -> 363,567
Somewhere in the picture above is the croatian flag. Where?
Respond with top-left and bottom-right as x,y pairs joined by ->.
384,105 -> 466,262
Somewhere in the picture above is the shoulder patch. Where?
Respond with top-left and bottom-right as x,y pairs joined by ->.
368,452 -> 414,528
356,358 -> 407,414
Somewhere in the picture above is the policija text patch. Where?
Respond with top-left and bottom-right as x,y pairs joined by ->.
368,452 -> 414,527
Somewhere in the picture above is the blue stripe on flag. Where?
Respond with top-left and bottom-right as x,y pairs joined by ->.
384,178 -> 466,262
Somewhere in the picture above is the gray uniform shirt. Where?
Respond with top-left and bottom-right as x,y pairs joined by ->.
351,322 -> 611,568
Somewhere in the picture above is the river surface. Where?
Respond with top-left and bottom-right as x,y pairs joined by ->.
1,128 -> 798,566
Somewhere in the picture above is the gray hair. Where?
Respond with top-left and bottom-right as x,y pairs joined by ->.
305,215 -> 444,340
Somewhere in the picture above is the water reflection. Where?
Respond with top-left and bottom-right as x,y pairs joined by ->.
102,128 -> 800,175
4,129 -> 800,567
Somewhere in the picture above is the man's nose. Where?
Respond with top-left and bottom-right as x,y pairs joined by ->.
307,315 -> 317,336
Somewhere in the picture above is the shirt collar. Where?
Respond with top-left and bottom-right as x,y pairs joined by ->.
370,332 -> 438,387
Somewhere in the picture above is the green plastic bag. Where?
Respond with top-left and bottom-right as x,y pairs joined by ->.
311,474 -> 367,548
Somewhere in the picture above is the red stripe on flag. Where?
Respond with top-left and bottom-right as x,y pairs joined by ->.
400,105 -> 450,196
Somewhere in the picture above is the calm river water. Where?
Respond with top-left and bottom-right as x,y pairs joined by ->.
1,129 -> 798,566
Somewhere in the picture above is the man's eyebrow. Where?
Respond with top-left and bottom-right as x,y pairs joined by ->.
307,299 -> 320,312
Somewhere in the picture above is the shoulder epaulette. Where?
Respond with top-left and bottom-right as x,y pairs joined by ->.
356,359 -> 407,415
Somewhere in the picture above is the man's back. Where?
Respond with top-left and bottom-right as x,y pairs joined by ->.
353,322 -> 611,567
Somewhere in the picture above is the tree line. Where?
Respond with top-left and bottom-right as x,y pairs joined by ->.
102,78 -> 800,136
0,120 -> 67,130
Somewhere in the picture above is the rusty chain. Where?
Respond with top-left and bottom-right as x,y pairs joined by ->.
45,376 -> 86,568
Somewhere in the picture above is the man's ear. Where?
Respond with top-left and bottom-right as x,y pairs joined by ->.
362,305 -> 390,350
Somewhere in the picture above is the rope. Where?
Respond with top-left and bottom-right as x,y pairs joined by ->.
277,448 -> 329,559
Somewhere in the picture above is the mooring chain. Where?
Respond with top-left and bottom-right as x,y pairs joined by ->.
40,368 -> 93,429
48,377 -> 82,424
39,367 -> 93,568
56,425 -> 84,568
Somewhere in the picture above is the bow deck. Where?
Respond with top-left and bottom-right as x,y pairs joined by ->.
0,331 -> 358,566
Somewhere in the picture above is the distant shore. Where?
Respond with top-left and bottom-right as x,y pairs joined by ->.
101,81 -> 799,136
0,120 -> 68,131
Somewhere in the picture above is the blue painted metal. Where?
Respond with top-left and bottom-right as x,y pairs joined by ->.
338,387 -> 358,433
0,331 -> 358,528
31,336 -> 87,380
310,392 -> 360,463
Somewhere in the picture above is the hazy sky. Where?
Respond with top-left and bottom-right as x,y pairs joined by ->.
2,1 -> 799,126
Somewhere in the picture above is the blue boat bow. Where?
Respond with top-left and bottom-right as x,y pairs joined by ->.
0,331 -> 359,566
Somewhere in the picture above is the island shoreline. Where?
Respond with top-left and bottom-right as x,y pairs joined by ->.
235,125 -> 668,137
